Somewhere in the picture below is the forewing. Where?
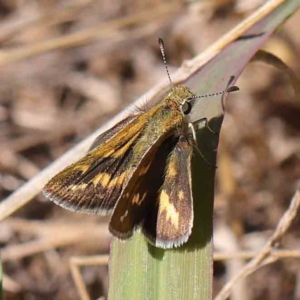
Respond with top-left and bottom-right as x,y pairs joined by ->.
43,115 -> 144,215
88,115 -> 136,151
143,136 -> 193,248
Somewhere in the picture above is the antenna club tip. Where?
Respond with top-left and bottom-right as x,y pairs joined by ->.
227,86 -> 239,93
158,38 -> 164,46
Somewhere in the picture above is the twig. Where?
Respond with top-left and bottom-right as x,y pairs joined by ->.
0,108 -> 105,153
214,249 -> 300,260
252,49 -> 300,100
0,3 -> 181,66
65,72 -> 120,108
0,0 -> 93,44
3,273 -> 21,293
214,188 -> 300,300
67,249 -> 300,300
0,150 -> 40,179
1,221 -> 110,261
214,224 -> 249,300
70,255 -> 109,300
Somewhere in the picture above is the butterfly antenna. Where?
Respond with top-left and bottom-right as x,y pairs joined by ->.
158,38 -> 174,89
191,85 -> 239,101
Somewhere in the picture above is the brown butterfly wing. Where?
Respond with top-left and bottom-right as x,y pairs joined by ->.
143,135 -> 193,248
88,115 -> 136,151
110,135 -> 193,249
43,115 -> 144,215
109,136 -> 178,238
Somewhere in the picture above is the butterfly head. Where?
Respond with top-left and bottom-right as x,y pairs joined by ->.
164,85 -> 195,116
158,38 -> 239,118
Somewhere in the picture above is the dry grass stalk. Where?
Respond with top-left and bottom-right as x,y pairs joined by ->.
214,188 -> 300,300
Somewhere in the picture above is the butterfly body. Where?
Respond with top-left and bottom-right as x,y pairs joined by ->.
44,85 -> 196,248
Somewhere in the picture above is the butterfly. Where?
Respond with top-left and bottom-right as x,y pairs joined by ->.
43,38 -> 238,248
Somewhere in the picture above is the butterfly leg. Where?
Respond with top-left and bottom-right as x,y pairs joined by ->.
188,123 -> 215,167
193,117 -> 216,134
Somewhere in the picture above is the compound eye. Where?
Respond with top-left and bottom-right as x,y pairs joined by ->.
182,101 -> 192,115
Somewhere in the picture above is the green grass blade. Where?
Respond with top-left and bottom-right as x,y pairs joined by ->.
109,138 -> 216,299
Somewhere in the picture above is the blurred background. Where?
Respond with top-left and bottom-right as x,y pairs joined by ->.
0,1 -> 300,299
